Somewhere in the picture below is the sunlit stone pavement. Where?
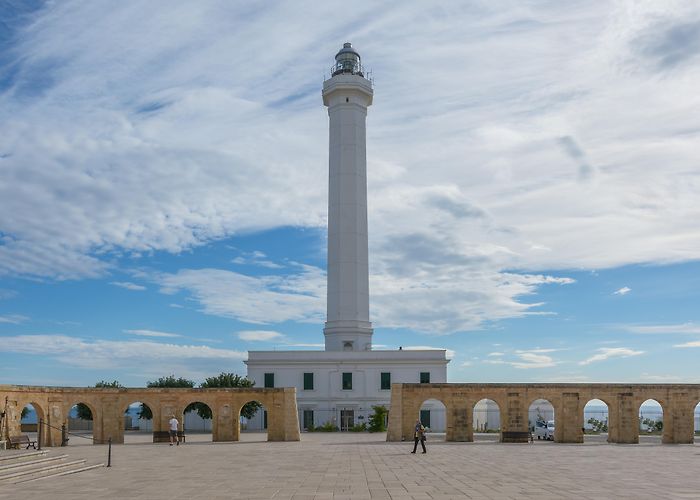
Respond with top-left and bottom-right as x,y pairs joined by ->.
4,432 -> 700,499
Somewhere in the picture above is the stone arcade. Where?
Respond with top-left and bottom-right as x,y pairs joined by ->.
387,383 -> 700,444
0,385 -> 300,446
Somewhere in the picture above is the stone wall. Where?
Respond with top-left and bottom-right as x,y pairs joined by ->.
386,383 -> 700,444
0,385 -> 300,446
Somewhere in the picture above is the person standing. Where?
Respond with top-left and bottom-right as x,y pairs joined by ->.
411,419 -> 426,454
168,415 -> 179,446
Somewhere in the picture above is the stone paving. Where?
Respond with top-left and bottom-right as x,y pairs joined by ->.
2,432 -> 699,499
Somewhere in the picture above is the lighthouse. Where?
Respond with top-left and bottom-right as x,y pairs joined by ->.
322,43 -> 374,352
245,44 -> 448,433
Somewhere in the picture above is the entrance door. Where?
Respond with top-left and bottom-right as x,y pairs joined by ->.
303,410 -> 314,430
340,410 -> 354,431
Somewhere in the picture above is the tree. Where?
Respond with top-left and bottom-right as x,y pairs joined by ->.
368,405 -> 388,433
76,380 -> 124,420
196,372 -> 261,420
139,375 -> 195,420
21,406 -> 29,420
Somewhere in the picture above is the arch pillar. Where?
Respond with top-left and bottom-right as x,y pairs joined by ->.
266,388 -> 300,441
502,391 -> 527,442
609,392 -> 638,444
213,402 -> 235,442
446,401 -> 472,442
664,394 -> 694,444
556,392 -> 583,443
3,399 -> 22,441
99,397 -> 122,445
156,401 -> 177,441
386,383 -> 403,442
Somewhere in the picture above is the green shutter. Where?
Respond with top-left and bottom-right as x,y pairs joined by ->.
381,372 -> 391,390
303,372 -> 314,390
342,372 -> 353,390
420,372 -> 430,384
264,373 -> 274,388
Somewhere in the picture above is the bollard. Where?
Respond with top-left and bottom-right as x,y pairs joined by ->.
38,418 -> 42,450
61,423 -> 67,446
107,437 -> 112,467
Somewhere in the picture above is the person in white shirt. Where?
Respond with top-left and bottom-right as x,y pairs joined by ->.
168,415 -> 179,446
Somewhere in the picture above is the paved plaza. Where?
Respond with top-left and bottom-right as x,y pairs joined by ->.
3,432 -> 699,499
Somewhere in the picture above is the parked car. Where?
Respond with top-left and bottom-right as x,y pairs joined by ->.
534,420 -> 555,440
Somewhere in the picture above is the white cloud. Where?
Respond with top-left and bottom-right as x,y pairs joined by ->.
1,2 -> 699,334
623,322 -> 700,335
484,349 -> 560,369
124,329 -> 182,338
0,314 -> 28,324
487,352 -> 504,357
579,347 -> 644,365
232,251 -> 284,269
614,287 -> 631,295
110,281 -> 146,291
0,334 -> 247,373
674,341 -> 700,348
460,361 -> 472,367
157,267 -> 325,325
237,330 -> 285,342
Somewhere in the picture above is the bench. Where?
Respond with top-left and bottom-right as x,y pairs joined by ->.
501,431 -> 533,443
152,431 -> 186,443
8,435 -> 37,450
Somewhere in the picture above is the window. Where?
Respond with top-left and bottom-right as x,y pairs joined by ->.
342,372 -> 353,390
420,409 -> 431,428
264,373 -> 274,388
380,372 -> 391,390
303,372 -> 314,391
420,372 -> 430,384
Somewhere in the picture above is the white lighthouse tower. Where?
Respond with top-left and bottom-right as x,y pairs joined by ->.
245,44 -> 448,432
322,43 -> 374,352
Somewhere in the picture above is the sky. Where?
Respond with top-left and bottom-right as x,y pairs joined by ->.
1,1 -> 700,388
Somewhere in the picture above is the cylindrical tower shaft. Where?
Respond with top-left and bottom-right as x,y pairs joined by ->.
322,43 -> 374,352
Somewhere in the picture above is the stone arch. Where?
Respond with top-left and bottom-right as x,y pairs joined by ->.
121,399 -> 156,444
66,399 -> 99,445
582,398 -> 611,443
418,398 -> 447,433
528,398 -> 555,441
638,398 -> 665,442
181,400 -> 214,440
694,400 -> 700,443
18,400 -> 45,446
473,398 -> 502,440
237,398 -> 268,441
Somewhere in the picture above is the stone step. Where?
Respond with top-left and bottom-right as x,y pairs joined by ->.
19,463 -> 105,484
0,459 -> 87,484
0,450 -> 48,464
0,454 -> 69,473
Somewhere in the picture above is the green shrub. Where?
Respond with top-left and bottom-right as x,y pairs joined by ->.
349,422 -> 367,432
368,405 -> 388,432
317,421 -> 339,432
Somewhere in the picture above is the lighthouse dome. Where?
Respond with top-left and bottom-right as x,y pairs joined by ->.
332,42 -> 363,77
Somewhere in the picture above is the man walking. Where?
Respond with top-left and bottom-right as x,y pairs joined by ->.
169,415 -> 179,446
411,418 -> 426,454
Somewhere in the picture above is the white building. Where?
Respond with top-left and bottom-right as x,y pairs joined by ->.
246,43 -> 449,431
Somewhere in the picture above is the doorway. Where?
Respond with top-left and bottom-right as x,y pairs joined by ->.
340,409 -> 354,431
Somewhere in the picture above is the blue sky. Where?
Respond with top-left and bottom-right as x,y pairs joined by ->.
1,1 -> 700,387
